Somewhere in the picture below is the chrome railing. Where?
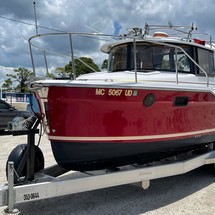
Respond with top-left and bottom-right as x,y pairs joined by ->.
140,39 -> 209,86
29,32 -> 119,79
28,30 -> 210,86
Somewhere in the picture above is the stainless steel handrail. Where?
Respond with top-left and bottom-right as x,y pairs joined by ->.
29,32 -> 120,79
28,31 -> 210,86
141,39 -> 209,86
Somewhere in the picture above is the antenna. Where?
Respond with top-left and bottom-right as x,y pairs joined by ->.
33,2 -> 38,35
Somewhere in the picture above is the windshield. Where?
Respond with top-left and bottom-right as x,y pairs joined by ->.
108,42 -> 193,73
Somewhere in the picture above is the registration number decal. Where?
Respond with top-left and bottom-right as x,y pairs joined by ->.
95,88 -> 138,97
23,192 -> 40,201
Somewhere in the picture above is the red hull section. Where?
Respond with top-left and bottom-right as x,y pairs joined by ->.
47,87 -> 215,140
38,86 -> 215,170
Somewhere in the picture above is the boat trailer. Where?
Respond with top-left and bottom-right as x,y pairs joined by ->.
1,116 -> 215,213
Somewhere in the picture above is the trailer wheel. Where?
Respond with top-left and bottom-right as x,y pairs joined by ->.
6,144 -> 44,183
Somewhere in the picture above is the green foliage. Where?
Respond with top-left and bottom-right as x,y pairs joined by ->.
49,57 -> 100,79
2,78 -> 13,92
101,59 -> 108,69
6,67 -> 34,93
73,57 -> 100,77
55,67 -> 67,78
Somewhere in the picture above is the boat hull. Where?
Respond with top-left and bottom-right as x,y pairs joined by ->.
51,133 -> 215,171
35,85 -> 215,171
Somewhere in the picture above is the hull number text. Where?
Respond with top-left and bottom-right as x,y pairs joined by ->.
95,89 -> 138,97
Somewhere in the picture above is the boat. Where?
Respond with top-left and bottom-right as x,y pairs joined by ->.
29,23 -> 215,171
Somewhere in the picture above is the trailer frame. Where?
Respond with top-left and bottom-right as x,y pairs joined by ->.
1,143 -> 215,214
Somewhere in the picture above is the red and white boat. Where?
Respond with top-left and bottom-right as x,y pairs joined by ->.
30,24 -> 215,171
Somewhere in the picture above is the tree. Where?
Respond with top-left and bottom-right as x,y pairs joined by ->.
45,69 -> 65,79
45,57 -> 100,79
101,59 -> 108,69
73,57 -> 100,77
55,62 -> 73,79
46,72 -> 56,79
49,57 -> 100,79
2,78 -> 13,92
7,67 -> 34,93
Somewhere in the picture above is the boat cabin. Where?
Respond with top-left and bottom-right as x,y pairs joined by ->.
102,34 -> 215,77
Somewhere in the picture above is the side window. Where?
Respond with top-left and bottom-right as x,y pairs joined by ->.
109,45 -> 127,72
136,46 -> 153,69
0,102 -> 9,109
160,48 -> 174,70
160,48 -> 191,73
197,48 -> 215,75
176,53 -> 190,72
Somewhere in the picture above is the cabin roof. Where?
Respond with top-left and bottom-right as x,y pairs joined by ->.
101,36 -> 215,53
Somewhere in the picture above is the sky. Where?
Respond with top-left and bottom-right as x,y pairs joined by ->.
1,0 -> 215,85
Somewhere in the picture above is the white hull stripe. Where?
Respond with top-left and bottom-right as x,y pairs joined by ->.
48,128 -> 215,141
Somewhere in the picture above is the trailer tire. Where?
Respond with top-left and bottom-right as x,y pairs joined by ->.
6,144 -> 44,183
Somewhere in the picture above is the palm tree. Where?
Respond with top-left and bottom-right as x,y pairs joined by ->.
7,67 -> 34,92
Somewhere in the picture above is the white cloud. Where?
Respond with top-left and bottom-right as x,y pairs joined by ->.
0,0 -> 215,81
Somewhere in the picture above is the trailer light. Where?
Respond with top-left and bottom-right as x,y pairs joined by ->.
143,93 -> 155,107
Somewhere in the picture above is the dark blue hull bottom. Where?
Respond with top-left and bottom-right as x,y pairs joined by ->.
50,134 -> 215,171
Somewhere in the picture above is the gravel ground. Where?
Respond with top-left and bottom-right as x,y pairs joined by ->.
1,134 -> 215,214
